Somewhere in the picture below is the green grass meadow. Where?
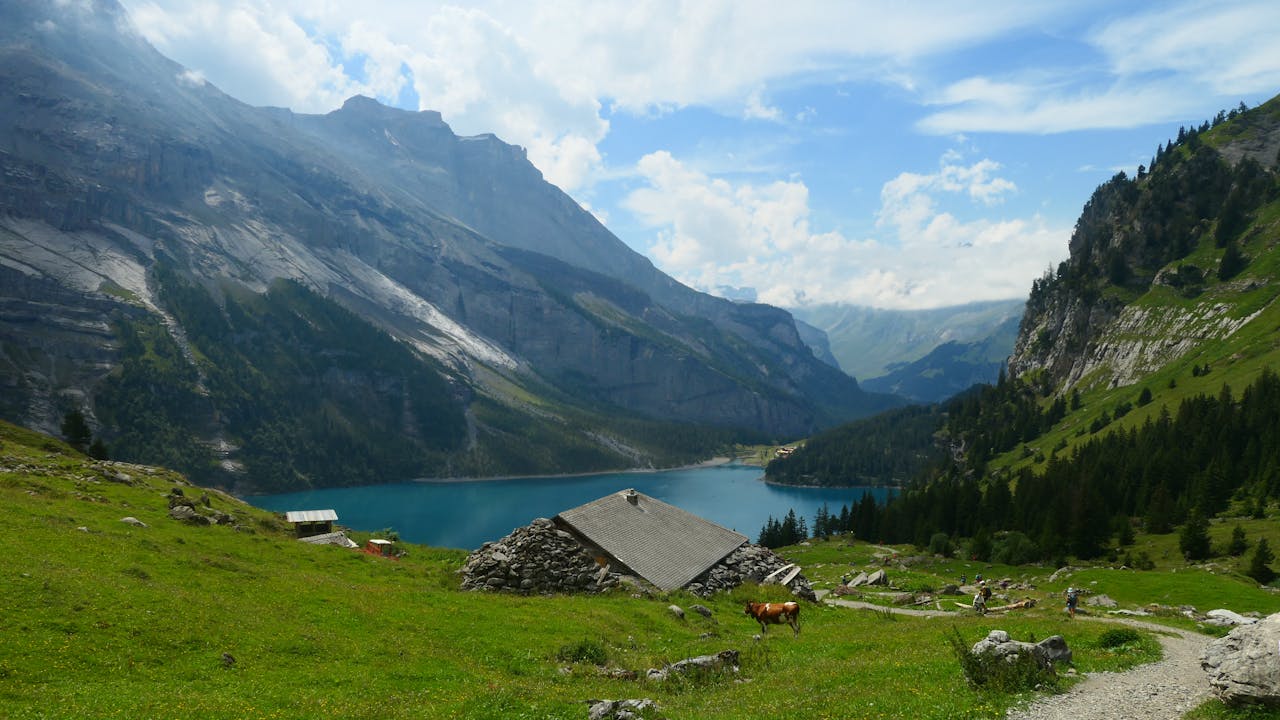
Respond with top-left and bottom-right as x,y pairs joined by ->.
3,420 -> 1278,719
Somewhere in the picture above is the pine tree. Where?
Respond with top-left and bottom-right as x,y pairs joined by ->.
1227,525 -> 1248,556
61,410 -> 92,451
1178,508 -> 1211,561
1247,538 -> 1275,584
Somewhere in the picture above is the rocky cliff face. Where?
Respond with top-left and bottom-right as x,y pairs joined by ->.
1009,97 -> 1280,392
0,1 -> 891,487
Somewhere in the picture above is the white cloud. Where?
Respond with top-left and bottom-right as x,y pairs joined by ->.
119,1 -> 1073,192
626,151 -> 1065,309
919,0 -> 1280,135
127,1 -> 371,112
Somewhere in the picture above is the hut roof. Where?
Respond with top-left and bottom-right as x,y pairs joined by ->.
285,509 -> 338,523
556,489 -> 747,591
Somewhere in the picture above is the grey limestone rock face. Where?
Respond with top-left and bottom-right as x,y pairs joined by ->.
1202,611 -> 1280,706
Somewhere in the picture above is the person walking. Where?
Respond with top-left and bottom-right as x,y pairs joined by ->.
1065,586 -> 1079,619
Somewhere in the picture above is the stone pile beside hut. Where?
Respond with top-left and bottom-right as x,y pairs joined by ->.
460,518 -> 620,594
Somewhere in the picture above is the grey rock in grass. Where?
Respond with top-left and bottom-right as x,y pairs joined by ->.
1202,611 -> 1280,706
120,516 -> 147,528
586,698 -> 664,720
971,630 -> 1072,669
1206,609 -> 1257,626
168,505 -> 212,525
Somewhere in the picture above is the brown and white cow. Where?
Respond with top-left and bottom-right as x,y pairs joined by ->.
744,600 -> 800,636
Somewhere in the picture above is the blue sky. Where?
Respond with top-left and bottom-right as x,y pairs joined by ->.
120,1 -> 1280,309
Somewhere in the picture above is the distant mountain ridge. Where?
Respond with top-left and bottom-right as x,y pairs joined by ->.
0,0 -> 895,491
791,299 -> 1024,399
860,315 -> 1021,403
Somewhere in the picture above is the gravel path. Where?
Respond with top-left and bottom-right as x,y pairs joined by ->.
1006,620 -> 1212,720
821,597 -> 1214,719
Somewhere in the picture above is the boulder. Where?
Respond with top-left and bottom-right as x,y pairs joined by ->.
168,505 -> 212,525
1085,594 -> 1118,608
668,605 -> 685,620
865,569 -> 887,586
971,630 -> 1072,669
1206,609 -> 1257,627
848,572 -> 869,588
690,604 -> 713,619
645,650 -> 739,681
1202,612 -> 1280,706
120,516 -> 147,528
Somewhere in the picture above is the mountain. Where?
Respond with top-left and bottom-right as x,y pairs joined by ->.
768,96 -> 1280,531
1011,97 -> 1280,392
0,1 -> 895,492
860,314 -> 1021,403
791,299 -> 1024,383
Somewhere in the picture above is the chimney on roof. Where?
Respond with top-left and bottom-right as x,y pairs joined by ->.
625,489 -> 638,505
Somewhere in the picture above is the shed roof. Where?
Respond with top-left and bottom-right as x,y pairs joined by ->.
556,489 -> 747,591
285,509 -> 339,523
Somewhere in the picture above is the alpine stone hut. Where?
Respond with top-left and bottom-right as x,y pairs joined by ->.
556,488 -> 748,591
460,488 -> 813,598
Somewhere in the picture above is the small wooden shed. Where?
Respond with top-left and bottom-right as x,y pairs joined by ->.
285,509 -> 339,538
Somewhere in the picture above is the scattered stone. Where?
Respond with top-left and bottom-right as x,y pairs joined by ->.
1085,593 -> 1118,608
1202,611 -> 1280,706
1108,609 -> 1152,617
866,569 -> 887,586
848,571 -> 869,588
120,516 -> 147,528
586,698 -> 663,720
668,605 -> 685,620
645,650 -> 739,682
169,505 -> 213,525
221,652 -> 236,668
971,630 -> 1072,669
76,526 -> 89,533
1206,609 -> 1257,627
941,583 -> 962,596
597,666 -> 638,681
1047,567 -> 1074,584
690,604 -> 713,619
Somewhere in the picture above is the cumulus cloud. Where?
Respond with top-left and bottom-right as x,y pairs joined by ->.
626,151 -> 1066,309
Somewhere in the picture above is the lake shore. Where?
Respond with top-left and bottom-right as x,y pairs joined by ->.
413,456 -> 738,484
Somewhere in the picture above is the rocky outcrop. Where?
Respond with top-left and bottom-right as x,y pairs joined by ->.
460,518 -> 621,594
1202,611 -> 1280,706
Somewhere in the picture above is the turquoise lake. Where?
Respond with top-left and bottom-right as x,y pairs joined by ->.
247,464 -> 892,550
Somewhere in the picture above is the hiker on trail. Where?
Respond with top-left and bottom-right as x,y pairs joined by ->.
973,584 -> 988,615
980,580 -> 992,602
1065,587 -> 1079,619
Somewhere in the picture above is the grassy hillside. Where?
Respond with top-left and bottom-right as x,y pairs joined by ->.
4,420 -> 1278,719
